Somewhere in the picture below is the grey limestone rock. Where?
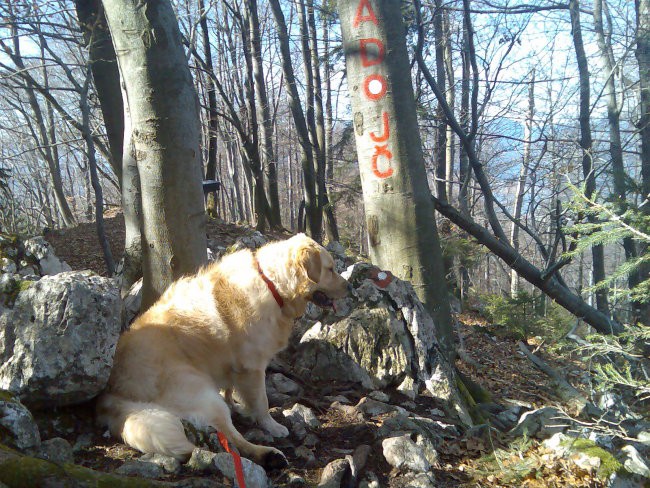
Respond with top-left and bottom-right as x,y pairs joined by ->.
0,271 -> 122,407
0,390 -> 40,450
382,434 -> 431,473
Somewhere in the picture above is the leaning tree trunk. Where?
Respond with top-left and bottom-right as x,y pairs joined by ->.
102,0 -> 207,309
338,0 -> 454,355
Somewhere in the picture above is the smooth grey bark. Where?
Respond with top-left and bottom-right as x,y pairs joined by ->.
102,0 -> 207,309
433,0 -> 448,203
510,70 -> 535,297
594,0 -> 643,316
339,0 -> 454,355
119,80 -> 143,295
569,0 -> 610,315
246,0 -> 282,228
304,0 -> 340,242
80,69 -> 115,276
635,0 -> 650,325
443,9 -> 455,204
198,0 -> 220,216
74,0 -> 124,184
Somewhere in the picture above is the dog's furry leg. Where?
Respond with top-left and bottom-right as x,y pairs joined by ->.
165,373 -> 288,469
233,369 -> 289,438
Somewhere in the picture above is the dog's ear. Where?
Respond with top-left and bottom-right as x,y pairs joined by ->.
297,243 -> 322,284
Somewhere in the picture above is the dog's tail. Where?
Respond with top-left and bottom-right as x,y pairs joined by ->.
97,393 -> 195,460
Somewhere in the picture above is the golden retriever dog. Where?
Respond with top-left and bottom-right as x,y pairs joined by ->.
97,233 -> 350,468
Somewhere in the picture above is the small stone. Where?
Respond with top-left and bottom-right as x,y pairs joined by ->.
244,428 -> 274,444
397,376 -> 418,399
303,433 -> 320,448
542,432 -> 572,458
139,452 -> 182,474
349,444 -> 371,475
325,395 -> 351,404
35,437 -> 74,464
115,459 -> 165,479
401,400 -> 418,411
636,431 -> 650,446
382,434 -> 431,473
283,403 -> 321,429
269,373 -> 302,396
570,451 -> 601,473
0,390 -> 41,450
355,397 -> 404,417
368,390 -> 390,403
287,472 -> 307,486
510,407 -> 571,439
294,445 -> 316,467
73,433 -> 94,452
212,452 -> 269,488
392,472 -> 436,487
318,458 -> 351,488
186,448 -> 219,473
359,471 -> 380,488
621,445 -> 650,478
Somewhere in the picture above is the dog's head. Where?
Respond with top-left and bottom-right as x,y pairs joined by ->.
290,234 -> 350,308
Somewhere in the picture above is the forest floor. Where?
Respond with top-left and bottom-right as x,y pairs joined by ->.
41,213 -> 607,487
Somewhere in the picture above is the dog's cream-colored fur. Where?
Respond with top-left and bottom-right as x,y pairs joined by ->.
97,234 -> 350,467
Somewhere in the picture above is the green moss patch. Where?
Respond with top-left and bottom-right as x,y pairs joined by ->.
562,438 -> 624,480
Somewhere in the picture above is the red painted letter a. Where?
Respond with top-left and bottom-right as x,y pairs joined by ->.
353,0 -> 378,28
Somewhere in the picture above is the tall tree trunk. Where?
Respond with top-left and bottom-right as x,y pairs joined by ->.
198,0 -> 220,216
443,10 -> 455,204
570,0 -> 610,315
305,0 -> 339,242
635,0 -> 650,325
102,0 -> 207,309
74,0 -> 124,184
80,69 -> 115,275
119,79 -> 143,295
246,0 -> 282,228
433,0 -> 447,203
510,70 -> 535,297
269,0 -> 321,242
339,0 -> 454,355
595,0 -> 642,319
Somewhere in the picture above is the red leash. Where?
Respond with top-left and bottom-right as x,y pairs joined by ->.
217,431 -> 247,488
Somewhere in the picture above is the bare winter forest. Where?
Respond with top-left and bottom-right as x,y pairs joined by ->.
0,0 -> 649,485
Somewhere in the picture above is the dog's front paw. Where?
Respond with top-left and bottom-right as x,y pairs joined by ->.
261,447 -> 288,470
260,416 -> 289,438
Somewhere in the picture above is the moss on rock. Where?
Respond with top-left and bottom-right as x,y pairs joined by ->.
563,438 -> 624,480
0,444 -> 161,488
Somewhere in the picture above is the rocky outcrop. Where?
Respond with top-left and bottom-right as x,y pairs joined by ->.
0,271 -> 121,408
294,262 -> 470,424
